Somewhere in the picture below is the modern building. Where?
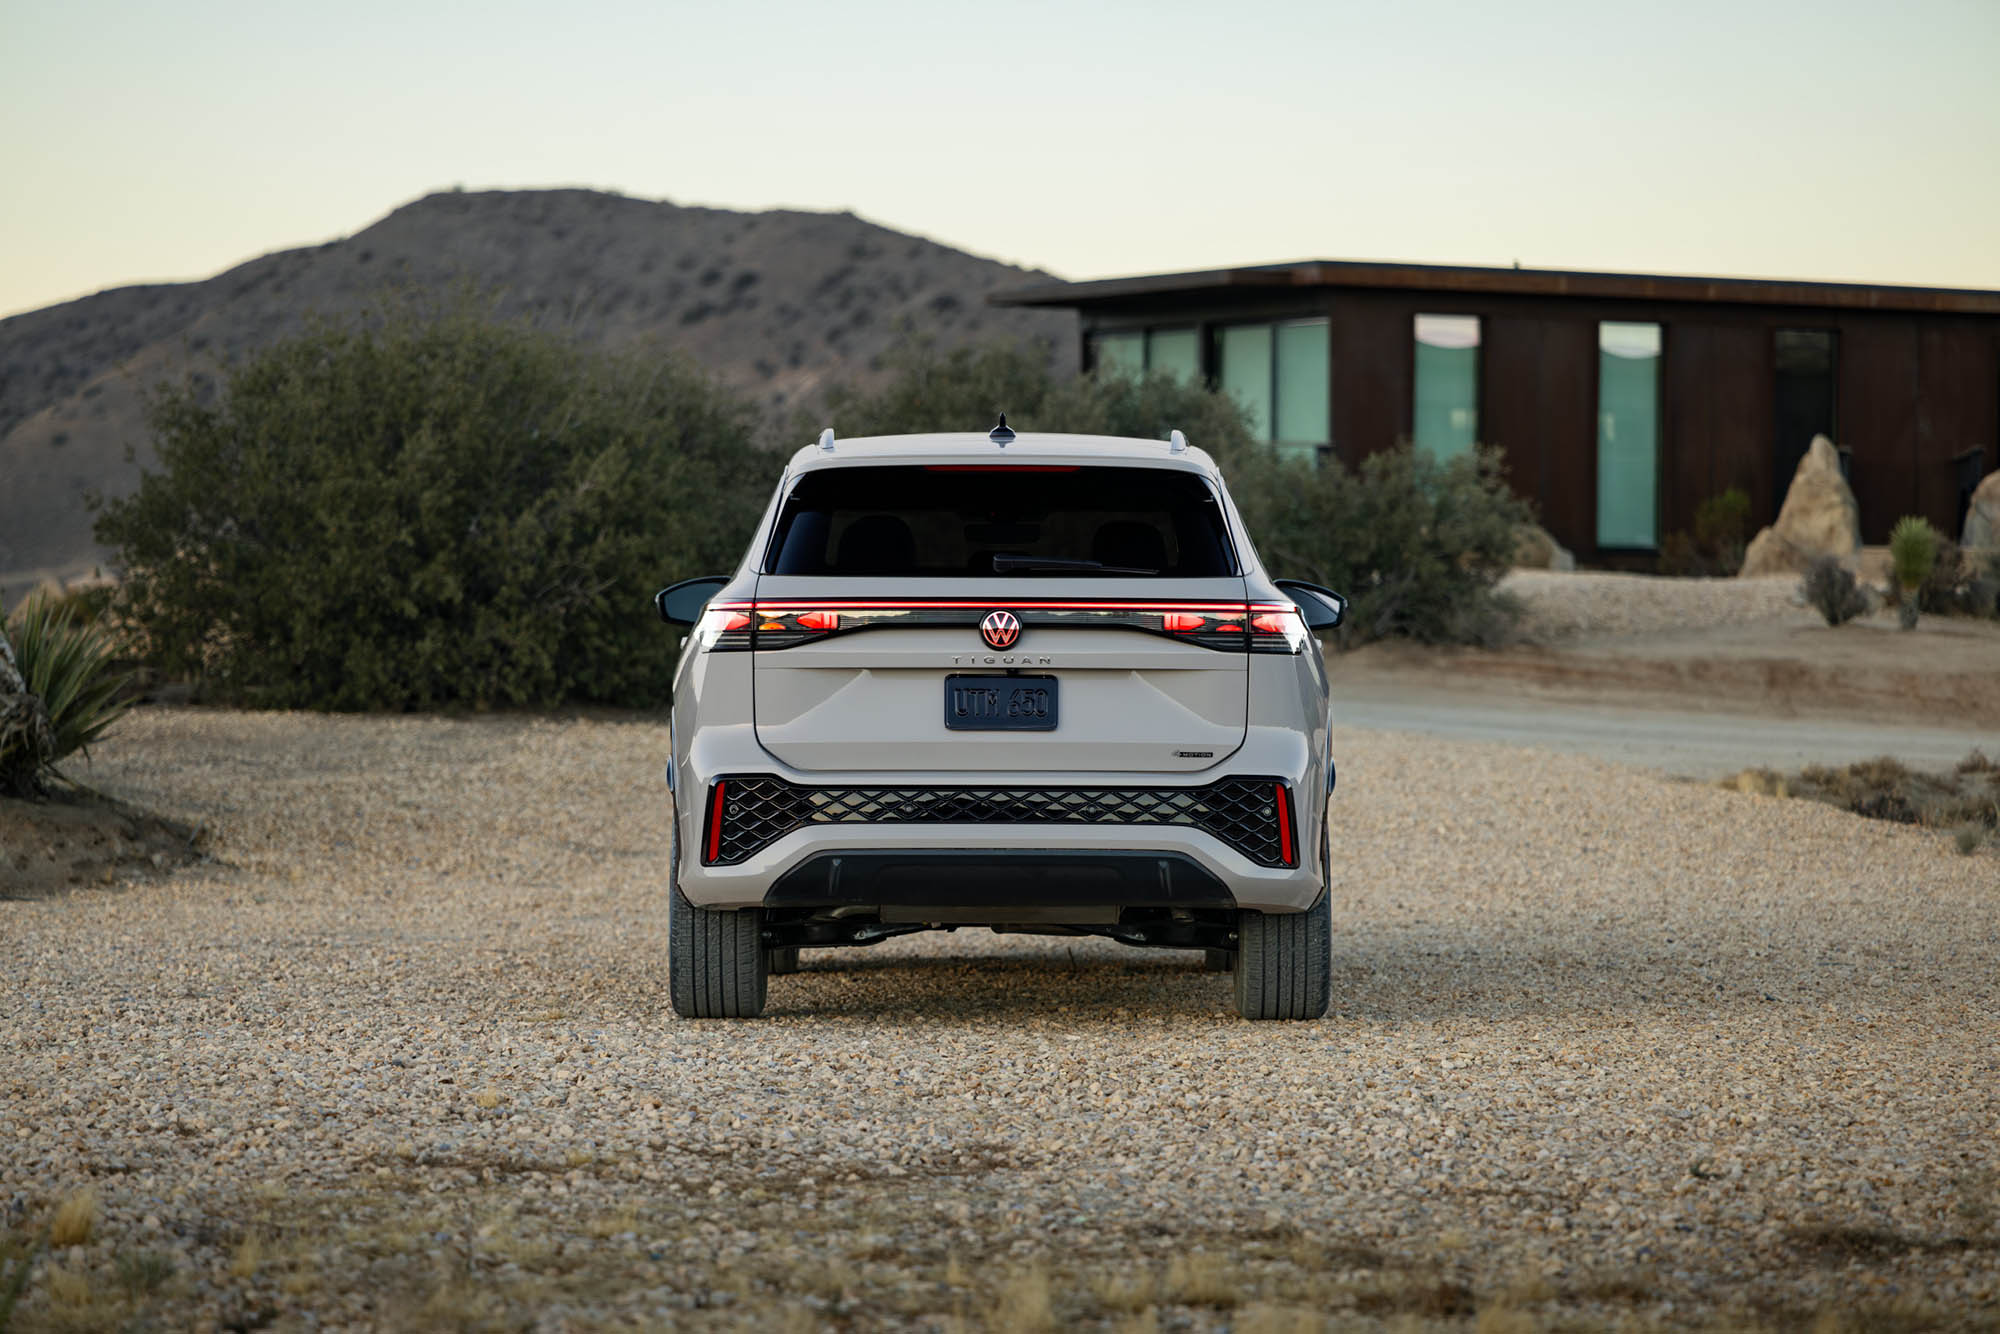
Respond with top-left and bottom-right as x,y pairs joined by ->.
993,262 -> 2000,564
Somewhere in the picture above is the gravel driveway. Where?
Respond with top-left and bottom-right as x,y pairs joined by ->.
3,708 -> 1996,1330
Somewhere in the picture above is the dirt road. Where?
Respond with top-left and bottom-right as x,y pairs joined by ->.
1333,677 -> 1999,778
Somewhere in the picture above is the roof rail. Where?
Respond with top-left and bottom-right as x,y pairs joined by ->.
1168,429 -> 1188,454
817,427 -> 835,453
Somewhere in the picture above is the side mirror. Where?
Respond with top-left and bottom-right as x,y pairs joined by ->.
656,575 -> 730,625
1273,579 -> 1346,631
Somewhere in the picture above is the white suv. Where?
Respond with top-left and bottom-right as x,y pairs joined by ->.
656,424 -> 1344,1020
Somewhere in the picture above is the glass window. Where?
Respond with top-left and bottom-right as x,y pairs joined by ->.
1773,330 -> 1837,506
1217,324 -> 1273,442
1413,314 -> 1480,461
1146,328 -> 1200,384
1597,322 -> 1661,548
1092,331 -> 1144,378
1274,321 -> 1330,460
766,466 -> 1238,577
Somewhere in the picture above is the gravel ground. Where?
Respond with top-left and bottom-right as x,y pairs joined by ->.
3,708 -> 1997,1332
1501,571 -> 1808,641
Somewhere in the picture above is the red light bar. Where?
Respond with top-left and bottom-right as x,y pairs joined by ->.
735,599 -> 1255,612
1273,783 -> 1294,866
706,782 -> 727,863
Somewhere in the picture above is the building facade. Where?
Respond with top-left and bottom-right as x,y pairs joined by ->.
993,262 -> 2000,563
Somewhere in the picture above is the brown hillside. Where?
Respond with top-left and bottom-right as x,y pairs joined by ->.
0,188 -> 1075,597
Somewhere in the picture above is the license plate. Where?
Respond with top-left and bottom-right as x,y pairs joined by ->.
943,675 -> 1058,731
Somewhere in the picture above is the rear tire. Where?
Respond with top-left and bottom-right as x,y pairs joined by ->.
1234,892 -> 1330,1020
669,871 -> 768,1020
1201,948 -> 1235,973
767,946 -> 800,975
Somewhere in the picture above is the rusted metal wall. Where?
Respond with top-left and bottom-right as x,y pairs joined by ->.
1070,290 -> 1999,557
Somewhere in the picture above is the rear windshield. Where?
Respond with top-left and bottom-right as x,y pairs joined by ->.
764,465 -> 1238,578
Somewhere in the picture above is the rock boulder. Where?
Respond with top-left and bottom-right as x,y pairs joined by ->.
1739,436 -> 1862,577
1963,470 -> 2000,550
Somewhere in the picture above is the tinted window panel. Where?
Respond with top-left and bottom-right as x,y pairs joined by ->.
1414,314 -> 1480,461
1597,322 -> 1661,548
766,466 -> 1238,577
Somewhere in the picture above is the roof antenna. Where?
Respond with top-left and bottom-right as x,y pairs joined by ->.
1168,429 -> 1188,454
818,426 -> 835,453
989,413 -> 1015,446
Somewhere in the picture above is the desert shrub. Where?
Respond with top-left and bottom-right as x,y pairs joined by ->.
1913,538 -> 2000,618
825,338 -> 1528,646
1660,487 -> 1751,576
0,593 -> 133,796
1225,443 -> 1530,645
818,337 -> 1255,455
1801,555 -> 1869,626
95,300 -> 769,710
1785,754 -> 2000,829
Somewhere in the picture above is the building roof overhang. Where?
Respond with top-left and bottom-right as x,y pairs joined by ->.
989,260 -> 2000,316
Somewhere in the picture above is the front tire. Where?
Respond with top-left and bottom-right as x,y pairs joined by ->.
669,878 -> 768,1019
1234,892 -> 1330,1020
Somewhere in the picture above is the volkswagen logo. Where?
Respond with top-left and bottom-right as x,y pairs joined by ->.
979,610 -> 1021,650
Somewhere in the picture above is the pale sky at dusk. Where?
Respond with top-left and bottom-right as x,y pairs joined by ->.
3,0 -> 1997,319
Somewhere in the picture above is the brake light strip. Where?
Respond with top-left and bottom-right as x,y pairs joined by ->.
1274,783 -> 1294,866
707,600 -> 1294,613
705,782 -> 727,863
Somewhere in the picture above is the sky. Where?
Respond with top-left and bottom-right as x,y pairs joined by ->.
3,0 -> 1997,319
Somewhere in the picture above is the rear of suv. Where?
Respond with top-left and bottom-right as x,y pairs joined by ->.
656,425 -> 1345,1020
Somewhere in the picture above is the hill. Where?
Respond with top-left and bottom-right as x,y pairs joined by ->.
0,188 -> 1075,597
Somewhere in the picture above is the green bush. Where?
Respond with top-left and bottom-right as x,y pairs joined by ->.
1660,487 -> 1751,576
1225,443 -> 1530,645
95,301 -> 770,710
819,337 -> 1255,455
1,593 -> 133,796
824,337 -> 1528,647
1890,516 -> 1940,590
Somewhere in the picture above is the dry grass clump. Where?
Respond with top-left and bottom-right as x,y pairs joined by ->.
1162,1251 -> 1239,1307
993,1264 -> 1056,1331
1720,750 -> 2000,839
47,1188 -> 96,1247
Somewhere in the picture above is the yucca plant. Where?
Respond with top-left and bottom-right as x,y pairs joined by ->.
1889,516 -> 1941,631
0,593 -> 134,795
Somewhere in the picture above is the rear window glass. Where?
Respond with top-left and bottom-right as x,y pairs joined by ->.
765,465 -> 1237,578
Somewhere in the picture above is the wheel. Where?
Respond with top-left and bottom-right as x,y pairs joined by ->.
767,946 -> 800,975
1233,891 -> 1330,1021
668,830 -> 767,1019
1201,948 -> 1235,973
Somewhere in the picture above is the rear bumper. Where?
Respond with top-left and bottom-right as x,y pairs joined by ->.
672,713 -> 1328,914
765,849 -> 1236,916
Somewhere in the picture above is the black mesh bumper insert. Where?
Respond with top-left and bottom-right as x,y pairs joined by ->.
706,775 -> 1289,868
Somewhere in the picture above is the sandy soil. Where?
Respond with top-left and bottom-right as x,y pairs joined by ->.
2,708 -> 1996,1331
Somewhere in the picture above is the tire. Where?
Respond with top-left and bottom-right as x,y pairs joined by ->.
1234,891 -> 1331,1021
767,946 -> 800,975
668,833 -> 767,1019
1201,948 -> 1235,973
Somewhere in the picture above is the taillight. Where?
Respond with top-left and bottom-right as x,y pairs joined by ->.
1159,606 -> 1249,650
694,606 -> 754,652
749,608 -> 846,649
1248,604 -> 1309,655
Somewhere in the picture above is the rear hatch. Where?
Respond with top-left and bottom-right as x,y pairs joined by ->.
748,462 -> 1249,774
